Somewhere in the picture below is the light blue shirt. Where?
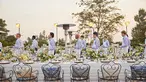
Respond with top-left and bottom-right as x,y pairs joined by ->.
102,39 -> 110,48
92,37 -> 100,50
121,35 -> 130,48
75,39 -> 82,50
31,39 -> 38,49
0,42 -> 2,48
81,40 -> 86,49
14,38 -> 24,49
145,39 -> 146,48
48,38 -> 56,50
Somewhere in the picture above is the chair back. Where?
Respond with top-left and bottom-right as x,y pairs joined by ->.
13,62 -> 32,79
41,63 -> 61,79
101,61 -> 121,79
70,63 -> 90,78
0,65 -> 4,78
130,61 -> 146,79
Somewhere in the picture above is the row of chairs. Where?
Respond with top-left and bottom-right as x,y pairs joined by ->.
1,61 -> 146,82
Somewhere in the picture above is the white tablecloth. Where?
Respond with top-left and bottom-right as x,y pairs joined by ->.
1,60 -> 135,82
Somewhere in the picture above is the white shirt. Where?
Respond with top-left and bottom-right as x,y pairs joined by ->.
14,38 -> 24,49
145,39 -> 146,48
75,39 -> 82,50
0,42 -> 2,48
92,37 -> 100,50
81,40 -> 86,49
31,39 -> 38,49
102,39 -> 110,48
48,38 -> 56,50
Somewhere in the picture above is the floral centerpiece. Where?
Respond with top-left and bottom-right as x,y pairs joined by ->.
62,54 -> 76,61
37,47 -> 55,62
86,48 -> 99,60
0,47 -> 13,61
55,46 -> 64,54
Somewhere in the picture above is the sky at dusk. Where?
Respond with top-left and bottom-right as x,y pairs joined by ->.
0,0 -> 146,42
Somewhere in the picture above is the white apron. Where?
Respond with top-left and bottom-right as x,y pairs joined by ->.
75,49 -> 81,59
122,46 -> 129,54
103,48 -> 108,55
103,41 -> 108,55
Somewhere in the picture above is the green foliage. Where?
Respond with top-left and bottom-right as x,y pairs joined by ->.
0,18 -> 16,47
37,53 -> 54,62
0,19 -> 9,40
38,39 -> 48,47
57,38 -> 65,46
132,8 -> 146,45
73,0 -> 124,40
63,54 -> 76,61
86,48 -> 99,59
0,47 -> 13,60
55,46 -> 65,54
38,30 -> 48,47
0,35 -> 16,47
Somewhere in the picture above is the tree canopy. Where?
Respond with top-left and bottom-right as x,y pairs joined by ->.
131,8 -> 146,46
73,0 -> 124,41
0,19 -> 9,40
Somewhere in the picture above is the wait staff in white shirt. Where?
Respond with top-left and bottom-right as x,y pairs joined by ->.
81,35 -> 86,50
120,31 -> 130,55
31,35 -> 38,51
48,32 -> 56,55
0,42 -> 2,52
75,34 -> 82,59
143,32 -> 146,57
102,36 -> 110,55
92,32 -> 100,53
13,33 -> 24,55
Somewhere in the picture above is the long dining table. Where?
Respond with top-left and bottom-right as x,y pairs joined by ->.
1,59 -> 143,82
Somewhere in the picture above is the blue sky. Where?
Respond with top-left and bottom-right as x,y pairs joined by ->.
0,0 -> 146,42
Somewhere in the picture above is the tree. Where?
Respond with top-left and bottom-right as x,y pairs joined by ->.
0,35 -> 16,47
38,30 -> 48,47
131,9 -> 146,46
73,0 -> 124,41
0,19 -> 9,40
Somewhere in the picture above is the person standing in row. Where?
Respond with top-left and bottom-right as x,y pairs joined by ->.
13,33 -> 24,55
120,30 -> 130,55
102,36 -> 110,55
0,42 -> 2,52
75,34 -> 82,59
81,35 -> 86,50
92,32 -> 100,53
48,32 -> 56,55
142,32 -> 146,58
31,35 -> 38,51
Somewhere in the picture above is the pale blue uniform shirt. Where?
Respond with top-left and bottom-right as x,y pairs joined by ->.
144,39 -> 146,54
14,38 -> 24,49
48,38 -> 56,50
81,40 -> 86,49
92,37 -> 100,50
75,39 -> 82,50
120,35 -> 130,48
0,42 -> 2,48
0,42 -> 2,52
102,39 -> 110,48
31,39 -> 38,49
145,39 -> 146,48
